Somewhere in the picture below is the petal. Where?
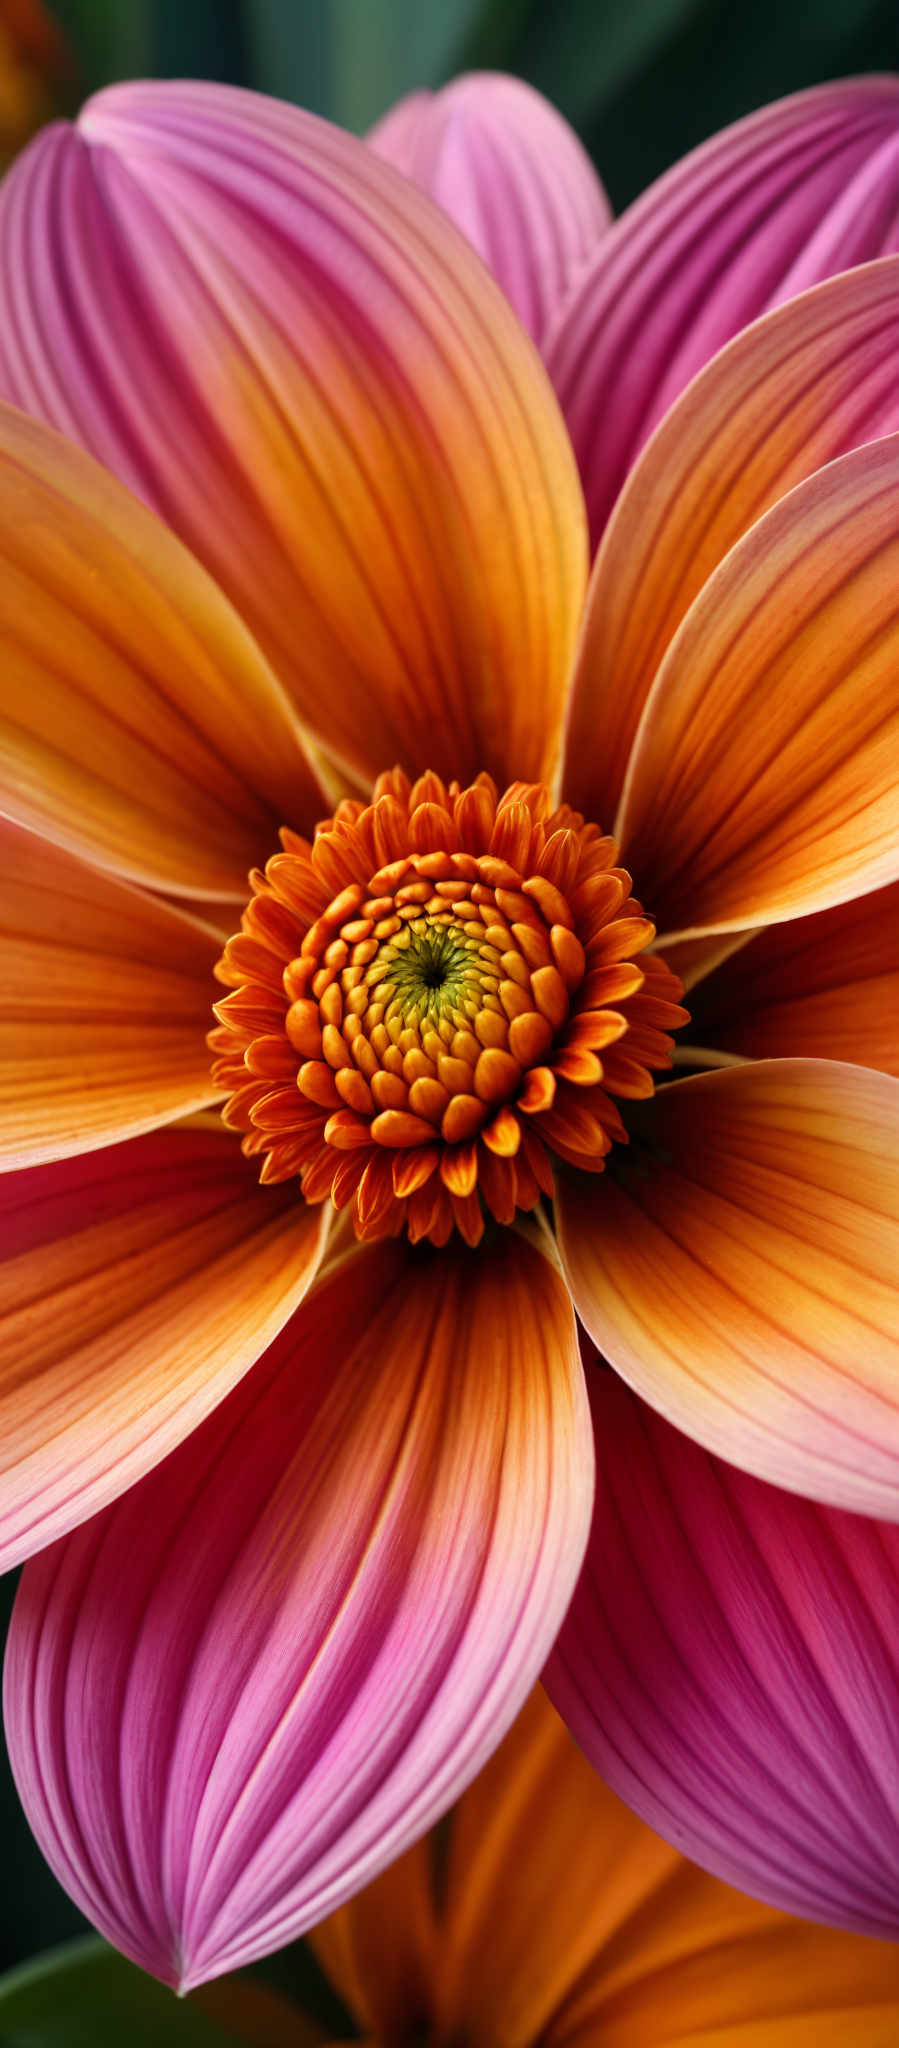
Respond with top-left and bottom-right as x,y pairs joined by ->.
311,1683 -> 899,2045
563,258 -> 899,828
685,880 -> 899,1073
0,1125 -> 326,1567
615,436 -> 899,938
0,85 -> 587,791
556,1059 -> 899,1515
309,1838 -> 437,2043
0,402 -> 320,895
3,1231 -> 592,1987
0,817 -> 225,1166
545,77 -> 899,547
368,73 -> 610,345
546,1373 -> 899,1945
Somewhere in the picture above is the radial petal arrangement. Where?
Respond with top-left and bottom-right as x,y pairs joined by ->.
0,72 -> 897,1991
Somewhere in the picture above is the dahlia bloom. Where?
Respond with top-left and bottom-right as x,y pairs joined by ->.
0,80 -> 898,1987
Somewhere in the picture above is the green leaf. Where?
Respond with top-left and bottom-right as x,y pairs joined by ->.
329,0 -> 487,130
0,1939 -> 310,2047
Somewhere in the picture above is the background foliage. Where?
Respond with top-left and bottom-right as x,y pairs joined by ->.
2,0 -> 899,2020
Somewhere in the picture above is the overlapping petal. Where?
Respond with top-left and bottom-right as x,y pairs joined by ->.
545,77 -> 899,545
0,402 -> 318,894
556,1060 -> 899,1515
0,1126 -> 326,1568
563,259 -> 899,826
614,436 -> 899,938
546,1375 -> 899,1945
685,880 -> 899,1072
369,72 -> 610,345
0,819 -> 226,1165
4,1232 -> 592,1987
0,82 -> 586,791
313,1685 -> 899,2046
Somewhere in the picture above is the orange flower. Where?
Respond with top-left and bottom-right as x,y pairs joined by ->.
303,1685 -> 899,2048
0,83 -> 898,1988
0,0 -> 66,167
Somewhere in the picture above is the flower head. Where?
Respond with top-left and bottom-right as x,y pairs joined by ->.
0,77 -> 898,1986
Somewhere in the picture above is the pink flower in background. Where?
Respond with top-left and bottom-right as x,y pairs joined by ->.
0,76 -> 898,1991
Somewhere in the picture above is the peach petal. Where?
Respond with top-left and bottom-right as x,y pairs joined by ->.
556,1059 -> 899,1515
0,1125 -> 326,1566
564,259 -> 899,827
617,436 -> 899,937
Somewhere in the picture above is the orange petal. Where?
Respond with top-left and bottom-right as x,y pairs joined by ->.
3,86 -> 587,791
0,818 -> 227,1165
686,879 -> 899,1073
322,1685 -> 899,2048
309,1838 -> 437,2043
0,402 -> 322,895
556,1060 -> 899,1516
615,436 -> 899,936
656,927 -> 757,996
564,260 -> 899,827
0,1124 -> 326,1566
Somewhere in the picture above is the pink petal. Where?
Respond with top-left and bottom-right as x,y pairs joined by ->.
4,1231 -> 592,1988
545,77 -> 899,545
545,1369 -> 899,1937
0,82 -> 585,794
369,72 -> 610,344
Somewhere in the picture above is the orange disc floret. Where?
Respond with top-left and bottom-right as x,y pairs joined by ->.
209,771 -> 688,1246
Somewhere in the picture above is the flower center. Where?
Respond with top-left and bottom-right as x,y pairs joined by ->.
209,770 -> 687,1246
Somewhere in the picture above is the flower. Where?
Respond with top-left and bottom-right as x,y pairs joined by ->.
0,80 -> 898,1987
299,1683 -> 899,2047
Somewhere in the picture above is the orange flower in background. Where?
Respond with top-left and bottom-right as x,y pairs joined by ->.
0,80 -> 898,1989
301,1685 -> 899,2048
0,0 -> 66,167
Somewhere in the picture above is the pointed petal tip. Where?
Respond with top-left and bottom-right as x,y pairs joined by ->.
369,71 -> 611,345
4,1232 -> 593,1987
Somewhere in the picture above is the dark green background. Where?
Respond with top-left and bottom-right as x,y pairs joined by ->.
3,0 -> 899,2005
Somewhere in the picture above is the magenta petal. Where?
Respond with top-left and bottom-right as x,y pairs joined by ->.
4,1234 -> 592,1989
545,77 -> 899,544
369,72 -> 611,343
545,1369 -> 899,1938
